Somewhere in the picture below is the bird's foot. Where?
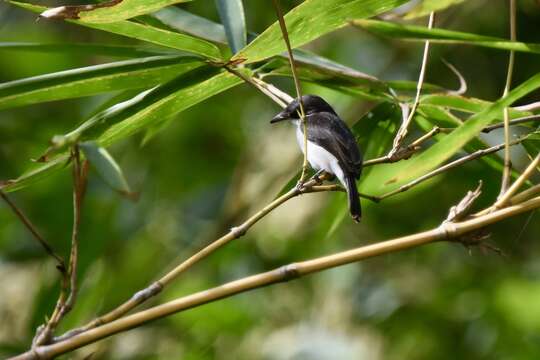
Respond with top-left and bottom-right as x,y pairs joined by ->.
295,180 -> 306,191
310,169 -> 326,185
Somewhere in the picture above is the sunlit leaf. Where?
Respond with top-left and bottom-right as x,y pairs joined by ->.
232,0 -> 409,64
352,19 -> 540,54
0,42 -> 167,57
215,0 -> 247,54
0,56 -> 203,110
37,0 -> 191,23
362,73 -> 540,195
9,1 -> 223,60
404,0 -> 466,19
79,141 -> 134,198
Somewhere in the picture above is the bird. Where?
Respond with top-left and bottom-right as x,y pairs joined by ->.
271,95 -> 363,222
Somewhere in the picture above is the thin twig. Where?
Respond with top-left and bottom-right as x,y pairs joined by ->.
499,0 -> 517,195
388,12 -> 434,158
0,191 -> 66,272
271,0 -> 309,185
363,125 -> 446,167
494,153 -> 540,209
442,59 -> 467,96
374,135 -> 528,201
482,114 -> 540,133
225,67 -> 289,108
13,194 -> 540,360
53,174 -> 333,343
514,101 -> 540,112
32,148 -> 86,346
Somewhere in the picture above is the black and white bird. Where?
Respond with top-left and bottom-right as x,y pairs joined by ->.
271,95 -> 363,222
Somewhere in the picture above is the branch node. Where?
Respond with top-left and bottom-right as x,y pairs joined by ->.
230,225 -> 247,238
279,264 -> 301,281
133,281 -> 163,303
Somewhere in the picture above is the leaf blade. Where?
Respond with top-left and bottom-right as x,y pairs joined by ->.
79,141 -> 132,196
0,55 -> 203,110
352,19 -> 540,54
232,0 -> 409,64
9,1 -> 223,60
215,0 -> 247,54
39,0 -> 192,23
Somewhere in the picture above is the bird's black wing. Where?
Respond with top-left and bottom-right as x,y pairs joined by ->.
304,112 -> 363,178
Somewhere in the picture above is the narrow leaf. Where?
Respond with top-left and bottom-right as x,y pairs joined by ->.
215,0 -> 247,54
0,56 -> 203,110
352,19 -> 540,54
0,42 -> 168,57
9,1 -> 222,60
3,68 -> 246,192
152,7 -> 227,44
404,0 -> 466,19
79,142 -> 133,197
362,73 -> 540,195
232,0 -> 409,64
38,0 -> 191,23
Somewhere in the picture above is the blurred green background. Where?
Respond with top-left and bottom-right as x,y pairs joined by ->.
1,0 -> 540,359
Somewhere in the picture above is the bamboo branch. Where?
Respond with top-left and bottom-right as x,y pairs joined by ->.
494,153 -> 540,209
12,193 -> 540,360
225,66 -> 290,108
0,191 -> 66,272
53,174 -> 331,343
482,114 -> 540,133
388,12 -> 434,158
363,126 -> 446,167
271,0 -> 309,185
375,135 -> 528,201
32,148 -> 86,346
499,0 -> 517,194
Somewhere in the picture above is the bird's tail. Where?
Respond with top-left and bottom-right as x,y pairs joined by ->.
345,175 -> 361,222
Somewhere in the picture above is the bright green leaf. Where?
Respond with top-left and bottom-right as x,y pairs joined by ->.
404,0 -> 466,19
0,42 -> 168,57
9,1 -> 223,60
362,73 -> 540,195
38,0 -> 191,23
0,56 -> 203,110
232,0 -> 409,64
352,19 -> 540,54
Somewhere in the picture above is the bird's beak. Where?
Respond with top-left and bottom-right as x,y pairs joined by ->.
270,110 -> 290,124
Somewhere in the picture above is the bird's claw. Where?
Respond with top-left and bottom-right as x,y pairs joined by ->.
295,180 -> 306,191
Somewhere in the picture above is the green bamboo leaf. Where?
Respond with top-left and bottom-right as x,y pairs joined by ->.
415,105 -> 506,173
0,55 -> 203,110
404,0 -> 466,19
37,0 -> 191,23
96,67 -> 245,146
362,73 -> 540,195
261,50 -> 392,101
0,42 -> 168,57
151,6 -> 392,98
0,155 -> 69,193
420,94 -> 530,119
79,142 -> 133,197
232,0 -> 409,64
215,0 -> 247,54
152,7 -> 227,44
352,19 -> 540,54
9,1 -> 223,60
2,68 -> 245,193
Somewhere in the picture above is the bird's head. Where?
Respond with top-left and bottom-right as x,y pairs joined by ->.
270,95 -> 337,124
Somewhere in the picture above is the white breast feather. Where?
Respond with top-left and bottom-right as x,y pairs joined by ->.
295,124 -> 345,186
